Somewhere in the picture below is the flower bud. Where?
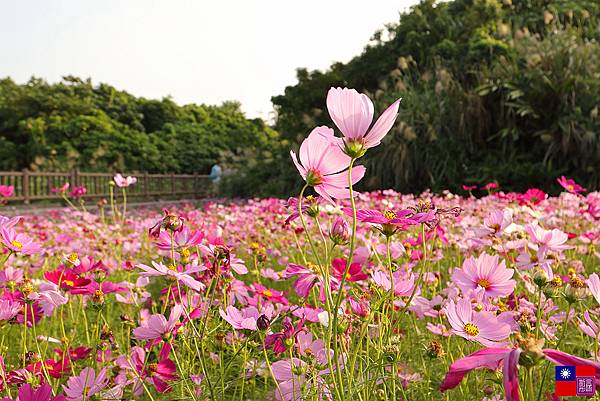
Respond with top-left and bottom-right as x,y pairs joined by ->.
329,217 -> 350,245
533,268 -> 549,288
257,315 -> 270,331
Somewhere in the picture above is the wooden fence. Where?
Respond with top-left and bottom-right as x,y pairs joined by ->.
0,170 -> 212,203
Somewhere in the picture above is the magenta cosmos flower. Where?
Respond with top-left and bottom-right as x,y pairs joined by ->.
62,367 -> 108,401
290,126 -> 366,204
557,176 -> 586,194
444,298 -> 510,347
133,305 -> 183,341
331,258 -> 368,282
452,252 -> 516,299
0,185 -> 14,198
113,174 -> 137,188
68,186 -> 86,198
1,227 -> 41,255
2,383 -> 65,401
326,87 -> 401,155
115,345 -> 177,395
344,207 -> 417,236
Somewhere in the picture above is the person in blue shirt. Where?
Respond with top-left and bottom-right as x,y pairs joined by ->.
209,160 -> 222,184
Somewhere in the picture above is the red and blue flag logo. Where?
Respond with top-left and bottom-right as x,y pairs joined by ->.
555,365 -> 595,396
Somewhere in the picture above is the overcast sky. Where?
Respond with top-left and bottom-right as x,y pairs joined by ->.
1,0 -> 419,119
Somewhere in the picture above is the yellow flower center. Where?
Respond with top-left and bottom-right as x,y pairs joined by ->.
262,290 -> 273,297
168,264 -> 178,272
180,248 -> 191,258
346,273 -> 352,280
67,253 -> 78,262
10,240 -> 23,249
477,278 -> 491,289
62,280 -> 74,287
567,185 -> 574,192
464,323 -> 479,336
384,210 -> 397,220
306,195 -> 314,202
22,284 -> 34,296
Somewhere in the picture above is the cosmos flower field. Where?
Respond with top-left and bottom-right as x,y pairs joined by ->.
1,88 -> 600,401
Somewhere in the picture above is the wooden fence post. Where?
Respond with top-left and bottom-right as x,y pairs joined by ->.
22,169 -> 30,204
170,173 -> 175,196
144,172 -> 149,199
193,172 -> 198,197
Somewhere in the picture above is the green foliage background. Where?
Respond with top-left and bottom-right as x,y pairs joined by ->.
0,76 -> 280,177
2,0 -> 599,197
270,0 -> 600,196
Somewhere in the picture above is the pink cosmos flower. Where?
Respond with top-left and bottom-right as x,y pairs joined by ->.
557,176 -> 586,194
132,305 -> 183,341
452,253 -> 516,299
344,208 -> 417,233
290,126 -> 366,204
0,215 -> 21,229
0,299 -> 22,321
62,367 -> 108,401
444,298 -> 510,347
113,174 -> 137,187
272,345 -> 334,401
155,226 -> 204,251
219,305 -> 260,330
2,383 -> 65,401
283,263 -> 319,298
371,270 -> 415,296
137,261 -> 204,292
27,289 -> 67,316
0,185 -> 14,198
588,273 -> 600,306
579,310 -> 600,340
525,222 -> 570,253
1,227 -> 41,255
481,182 -> 499,191
51,183 -> 70,194
462,184 -> 477,191
326,87 -> 401,151
472,209 -> 513,239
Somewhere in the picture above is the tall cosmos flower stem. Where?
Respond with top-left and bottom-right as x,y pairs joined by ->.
121,187 -> 128,222
400,223 -> 427,314
331,157 -> 358,398
297,184 -> 325,269
297,184 -> 341,398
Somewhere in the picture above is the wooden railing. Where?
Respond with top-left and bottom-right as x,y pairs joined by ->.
0,170 -> 212,203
